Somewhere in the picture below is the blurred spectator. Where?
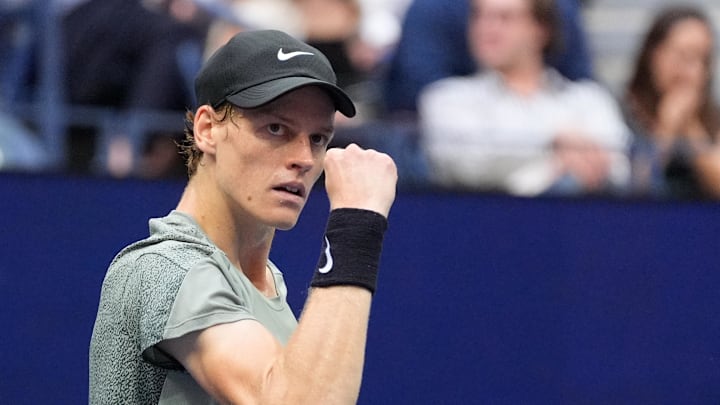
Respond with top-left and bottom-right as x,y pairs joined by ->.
419,0 -> 629,196
625,6 -> 720,200
202,0 -> 305,59
62,0 -> 206,177
63,0 -> 201,111
342,0 -> 412,119
294,0 -> 362,89
353,0 -> 411,72
383,0 -> 593,115
294,0 -> 414,122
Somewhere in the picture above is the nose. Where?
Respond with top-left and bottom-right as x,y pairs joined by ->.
288,135 -> 315,173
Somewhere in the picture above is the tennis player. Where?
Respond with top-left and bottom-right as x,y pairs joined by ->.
89,30 -> 397,404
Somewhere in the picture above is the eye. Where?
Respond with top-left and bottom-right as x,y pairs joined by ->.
310,133 -> 330,147
267,123 -> 286,136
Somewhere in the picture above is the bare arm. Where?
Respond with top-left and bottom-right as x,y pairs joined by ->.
161,286 -> 372,404
161,144 -> 397,404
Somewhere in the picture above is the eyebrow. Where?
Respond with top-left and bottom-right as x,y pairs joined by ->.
247,106 -> 335,134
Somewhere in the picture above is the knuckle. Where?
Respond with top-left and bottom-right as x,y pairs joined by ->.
379,153 -> 396,167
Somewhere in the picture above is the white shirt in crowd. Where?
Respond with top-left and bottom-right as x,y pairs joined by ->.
419,69 -> 631,196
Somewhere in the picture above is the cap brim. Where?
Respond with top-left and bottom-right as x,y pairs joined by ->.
225,77 -> 356,117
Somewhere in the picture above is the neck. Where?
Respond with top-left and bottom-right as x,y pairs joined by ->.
176,170 -> 276,294
497,58 -> 545,96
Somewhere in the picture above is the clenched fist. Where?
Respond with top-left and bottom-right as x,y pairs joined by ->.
324,144 -> 398,218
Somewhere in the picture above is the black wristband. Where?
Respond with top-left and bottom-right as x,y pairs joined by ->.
310,208 -> 388,294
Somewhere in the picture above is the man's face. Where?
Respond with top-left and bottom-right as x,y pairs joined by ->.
470,0 -> 546,71
211,86 -> 336,230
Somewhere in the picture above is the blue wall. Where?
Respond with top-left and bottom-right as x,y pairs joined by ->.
1,174 -> 718,404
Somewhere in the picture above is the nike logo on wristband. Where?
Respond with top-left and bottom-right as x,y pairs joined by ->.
277,48 -> 314,61
318,237 -> 333,274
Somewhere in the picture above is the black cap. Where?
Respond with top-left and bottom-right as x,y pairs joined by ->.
195,30 -> 356,117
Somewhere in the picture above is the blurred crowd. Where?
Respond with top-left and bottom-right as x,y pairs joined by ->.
1,0 -> 720,200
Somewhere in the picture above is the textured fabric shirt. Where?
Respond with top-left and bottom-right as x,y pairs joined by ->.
419,69 -> 630,196
89,211 -> 297,404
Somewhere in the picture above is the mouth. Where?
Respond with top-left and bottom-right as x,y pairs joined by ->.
272,182 -> 306,199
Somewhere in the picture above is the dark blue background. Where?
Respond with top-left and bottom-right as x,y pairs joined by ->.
1,173 -> 718,404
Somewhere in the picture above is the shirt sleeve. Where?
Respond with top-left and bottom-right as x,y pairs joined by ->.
135,252 -> 256,369
163,254 -> 256,340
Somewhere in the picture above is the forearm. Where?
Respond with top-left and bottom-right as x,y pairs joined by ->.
265,208 -> 386,404
267,286 -> 372,404
428,141 -> 551,190
606,149 -> 631,188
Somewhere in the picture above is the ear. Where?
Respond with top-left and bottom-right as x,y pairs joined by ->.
193,105 -> 219,156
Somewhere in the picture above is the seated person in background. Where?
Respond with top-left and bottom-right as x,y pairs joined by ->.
383,0 -> 593,115
62,0 -> 204,177
63,0 -> 201,112
294,0 -> 364,90
625,6 -> 720,200
294,0 -> 395,123
419,0 -> 629,196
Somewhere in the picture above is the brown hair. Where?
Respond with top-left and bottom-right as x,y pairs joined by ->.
530,0 -> 564,57
625,6 -> 720,138
178,103 -> 235,177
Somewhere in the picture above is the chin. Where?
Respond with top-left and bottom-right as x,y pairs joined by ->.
274,218 -> 300,231
254,196 -> 307,230
478,56 -> 505,70
266,208 -> 302,231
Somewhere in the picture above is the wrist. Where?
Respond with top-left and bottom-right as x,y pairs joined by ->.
329,202 -> 390,219
310,208 -> 388,294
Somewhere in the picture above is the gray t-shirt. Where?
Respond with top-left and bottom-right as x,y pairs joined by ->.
89,211 -> 297,404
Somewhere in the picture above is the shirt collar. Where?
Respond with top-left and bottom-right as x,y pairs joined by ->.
480,67 -> 569,95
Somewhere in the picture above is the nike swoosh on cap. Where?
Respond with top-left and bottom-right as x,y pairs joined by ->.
277,48 -> 315,61
318,237 -> 333,274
